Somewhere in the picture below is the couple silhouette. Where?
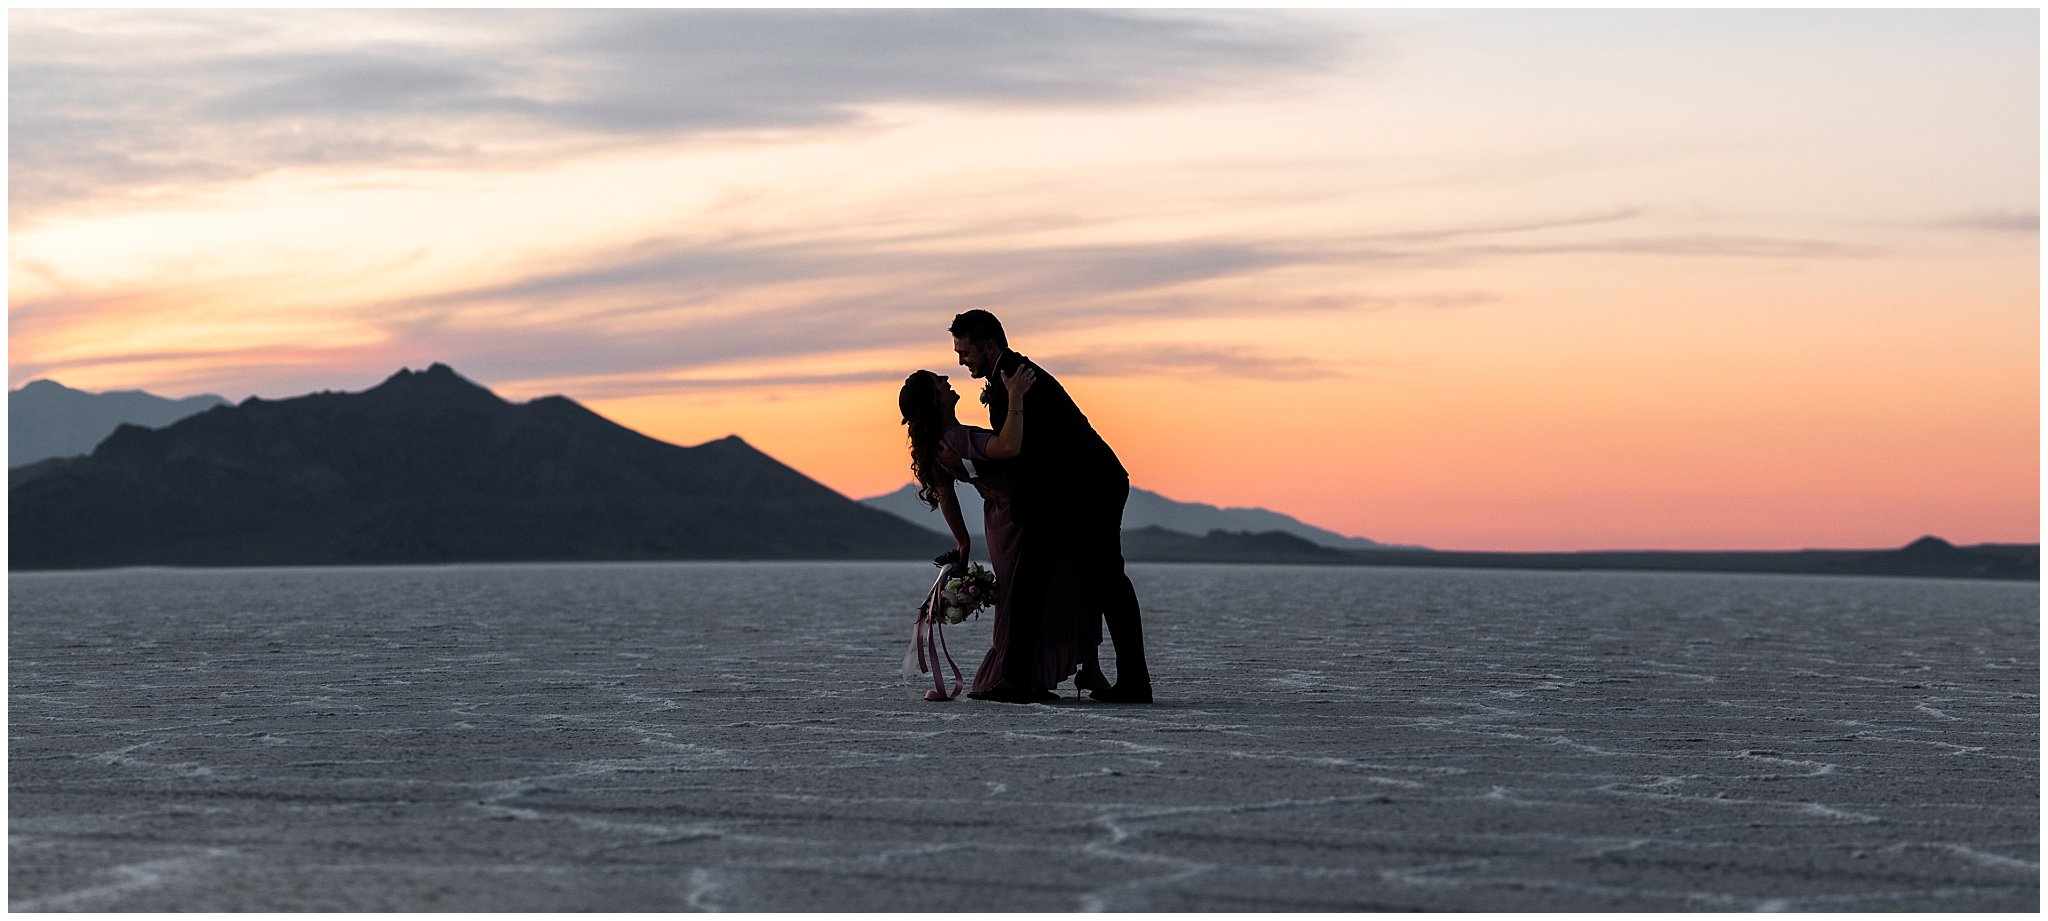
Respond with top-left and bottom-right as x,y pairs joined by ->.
899,310 -> 1152,704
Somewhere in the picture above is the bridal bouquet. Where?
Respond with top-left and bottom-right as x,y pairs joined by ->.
905,550 -> 997,701
921,551 -> 997,625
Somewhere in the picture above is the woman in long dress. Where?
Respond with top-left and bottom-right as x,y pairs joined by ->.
898,367 -> 1108,703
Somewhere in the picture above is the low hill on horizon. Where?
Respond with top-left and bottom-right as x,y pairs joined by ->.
10,364 -> 936,569
10,379 -> 230,468
861,482 -> 1420,551
1335,534 -> 2037,580
1121,526 -> 1359,564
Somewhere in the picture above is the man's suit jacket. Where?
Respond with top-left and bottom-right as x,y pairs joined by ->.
981,350 -> 1126,529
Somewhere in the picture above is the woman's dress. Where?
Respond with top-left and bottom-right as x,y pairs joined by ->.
940,424 -> 1102,693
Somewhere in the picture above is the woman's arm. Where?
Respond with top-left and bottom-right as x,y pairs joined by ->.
982,365 -> 1036,460
936,479 -> 972,563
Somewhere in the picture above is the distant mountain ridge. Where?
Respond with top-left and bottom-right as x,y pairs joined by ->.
1120,526 -> 1358,564
1329,535 -> 2037,580
10,364 -> 936,569
1117,530 -> 2036,579
11,370 -> 2032,580
10,379 -> 229,468
860,482 -> 1416,550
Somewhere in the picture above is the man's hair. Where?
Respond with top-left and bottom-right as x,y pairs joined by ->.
948,310 -> 1007,348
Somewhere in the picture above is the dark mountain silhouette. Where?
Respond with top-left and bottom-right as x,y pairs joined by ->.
9,457 -> 70,491
1333,537 -> 2036,581
9,379 -> 229,468
1121,526 -> 1357,564
1822,535 -> 2039,579
1100,526 -> 2032,579
861,482 -> 1419,550
10,364 -> 939,569
10,366 -> 2029,580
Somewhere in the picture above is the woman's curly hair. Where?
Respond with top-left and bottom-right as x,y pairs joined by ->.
898,370 -> 952,510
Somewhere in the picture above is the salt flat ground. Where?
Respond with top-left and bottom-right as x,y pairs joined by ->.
8,562 -> 2038,911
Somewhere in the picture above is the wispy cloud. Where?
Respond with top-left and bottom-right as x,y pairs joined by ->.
530,369 -> 910,401
540,10 -> 1340,130
1339,208 -> 1646,246
1326,210 -> 1880,264
9,9 -> 1345,223
486,344 -> 1353,404
199,52 -> 501,122
373,233 -> 1325,379
1034,344 -> 1353,382
1939,209 -> 2039,235
406,206 -> 1851,336
11,189 -> 1883,401
357,204 -> 1882,389
1453,234 -> 1882,260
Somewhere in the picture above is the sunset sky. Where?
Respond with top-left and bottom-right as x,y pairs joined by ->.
8,8 -> 2039,551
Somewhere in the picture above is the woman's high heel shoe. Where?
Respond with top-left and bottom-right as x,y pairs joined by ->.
1074,666 -> 1113,696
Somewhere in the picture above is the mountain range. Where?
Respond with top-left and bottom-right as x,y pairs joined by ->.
859,483 -> 1414,551
10,379 -> 229,468
10,365 -> 936,568
8,370 -> 2035,580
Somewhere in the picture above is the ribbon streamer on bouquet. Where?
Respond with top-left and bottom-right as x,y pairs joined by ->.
909,564 -> 964,701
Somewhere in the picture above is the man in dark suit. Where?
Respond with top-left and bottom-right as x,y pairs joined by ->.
950,309 -> 1152,703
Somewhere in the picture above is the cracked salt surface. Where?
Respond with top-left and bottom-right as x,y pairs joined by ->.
10,562 -> 2038,910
